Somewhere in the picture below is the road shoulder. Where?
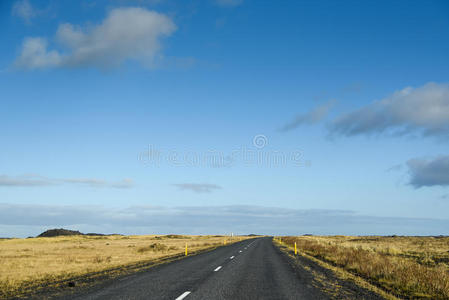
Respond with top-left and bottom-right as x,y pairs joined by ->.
274,240 -> 394,300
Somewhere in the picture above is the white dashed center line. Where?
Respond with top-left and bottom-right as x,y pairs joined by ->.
230,256 -> 234,259
214,266 -> 222,272
175,291 -> 191,300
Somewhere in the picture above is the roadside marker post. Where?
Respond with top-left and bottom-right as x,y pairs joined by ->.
294,242 -> 297,255
185,243 -> 188,256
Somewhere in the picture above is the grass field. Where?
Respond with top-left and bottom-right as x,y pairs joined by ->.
277,235 -> 449,299
0,234 -> 245,298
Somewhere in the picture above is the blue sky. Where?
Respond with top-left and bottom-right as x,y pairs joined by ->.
1,0 -> 449,237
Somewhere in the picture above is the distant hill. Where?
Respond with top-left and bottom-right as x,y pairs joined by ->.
37,228 -> 122,238
37,228 -> 83,237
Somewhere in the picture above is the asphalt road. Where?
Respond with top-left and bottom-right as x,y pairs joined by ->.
61,237 -> 334,300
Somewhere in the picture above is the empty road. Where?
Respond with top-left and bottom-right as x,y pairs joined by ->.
60,237 -> 381,300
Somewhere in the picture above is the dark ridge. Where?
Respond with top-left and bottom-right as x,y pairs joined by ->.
36,228 -> 123,238
37,228 -> 83,237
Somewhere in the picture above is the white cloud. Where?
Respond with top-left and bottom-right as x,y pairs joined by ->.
12,0 -> 36,23
0,174 -> 134,189
279,100 -> 336,132
407,155 -> 449,188
330,82 -> 449,138
15,38 -> 62,69
15,7 -> 176,70
173,183 -> 222,193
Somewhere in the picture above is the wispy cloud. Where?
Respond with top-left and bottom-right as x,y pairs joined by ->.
341,82 -> 364,95
0,174 -> 53,187
14,7 -> 176,70
1,204 -> 448,237
61,178 -> 134,189
386,164 -> 403,172
329,82 -> 449,139
173,183 -> 222,193
0,174 -> 134,189
110,179 -> 134,189
12,0 -> 36,23
279,100 -> 335,132
406,155 -> 449,188
61,178 -> 106,187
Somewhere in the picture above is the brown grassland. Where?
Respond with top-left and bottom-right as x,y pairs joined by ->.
277,235 -> 449,299
0,234 -> 246,299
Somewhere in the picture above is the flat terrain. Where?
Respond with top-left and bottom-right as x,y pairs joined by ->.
57,237 -> 382,299
0,234 -> 244,299
3,235 -> 446,299
279,235 -> 449,299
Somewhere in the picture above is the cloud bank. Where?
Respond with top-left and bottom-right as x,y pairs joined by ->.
330,82 -> 449,138
0,174 -> 133,189
0,203 -> 448,237
173,183 -> 222,193
15,7 -> 176,69
407,155 -> 449,188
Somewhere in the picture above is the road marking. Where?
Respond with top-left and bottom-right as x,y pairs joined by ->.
214,266 -> 222,272
230,256 -> 234,259
175,291 -> 191,300
239,250 -> 242,253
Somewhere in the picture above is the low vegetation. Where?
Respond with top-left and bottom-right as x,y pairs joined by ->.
0,234 -> 245,298
277,235 -> 449,299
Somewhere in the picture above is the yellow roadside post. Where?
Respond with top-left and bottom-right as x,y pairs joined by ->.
185,243 -> 188,256
294,242 -> 297,255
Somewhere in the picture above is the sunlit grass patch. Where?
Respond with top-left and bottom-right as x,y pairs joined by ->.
277,235 -> 449,299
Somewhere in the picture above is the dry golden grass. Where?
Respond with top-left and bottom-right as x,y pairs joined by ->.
278,235 -> 449,299
0,234 -> 246,298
